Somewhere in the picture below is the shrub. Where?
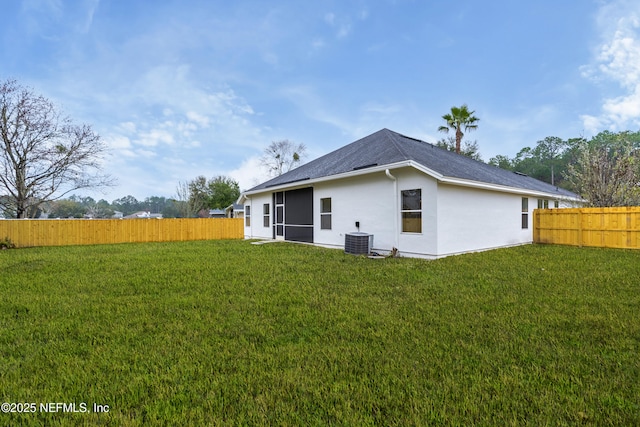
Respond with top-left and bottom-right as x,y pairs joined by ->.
0,236 -> 15,249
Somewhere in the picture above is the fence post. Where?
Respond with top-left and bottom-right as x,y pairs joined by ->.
627,209 -> 632,248
577,209 -> 583,247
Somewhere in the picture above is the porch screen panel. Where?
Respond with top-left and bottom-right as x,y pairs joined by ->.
283,187 -> 314,243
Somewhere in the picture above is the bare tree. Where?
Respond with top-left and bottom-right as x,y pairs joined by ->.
174,180 -> 199,218
0,79 -> 114,218
260,139 -> 307,177
188,175 -> 210,217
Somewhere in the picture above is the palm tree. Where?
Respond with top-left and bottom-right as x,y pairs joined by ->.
437,104 -> 479,154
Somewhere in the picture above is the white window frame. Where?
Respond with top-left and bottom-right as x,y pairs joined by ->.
263,203 -> 270,228
537,199 -> 549,209
320,198 -> 332,230
401,189 -> 422,233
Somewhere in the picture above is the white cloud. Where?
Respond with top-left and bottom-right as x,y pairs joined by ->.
582,1 -> 640,132
228,156 -> 269,191
135,149 -> 157,158
77,0 -> 99,33
322,11 -> 353,39
579,114 -> 605,135
186,111 -> 210,128
324,13 -> 335,25
118,121 -> 136,133
107,134 -> 131,150
312,38 -> 325,50
97,64 -> 265,153
21,0 -> 99,37
337,24 -> 351,39
137,129 -> 175,147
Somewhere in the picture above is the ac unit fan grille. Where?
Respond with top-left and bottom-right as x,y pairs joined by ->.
345,232 -> 373,255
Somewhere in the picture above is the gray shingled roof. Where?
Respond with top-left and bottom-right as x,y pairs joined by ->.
247,128 -> 579,198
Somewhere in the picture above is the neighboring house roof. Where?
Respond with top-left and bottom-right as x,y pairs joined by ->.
124,211 -> 163,219
225,203 -> 244,212
243,128 -> 580,200
209,209 -> 226,217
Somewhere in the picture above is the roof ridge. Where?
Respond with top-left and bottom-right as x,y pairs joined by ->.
382,128 -> 412,161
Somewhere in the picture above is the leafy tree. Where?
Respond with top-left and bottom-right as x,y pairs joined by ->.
488,154 -> 514,170
49,199 -> 86,218
0,79 -> 114,218
435,136 -> 482,161
437,104 -> 479,154
531,136 -> 567,186
208,175 -> 240,209
185,175 -> 241,216
142,196 -> 170,214
162,199 -> 185,218
512,146 -> 552,184
261,139 -> 307,177
489,136 -> 576,188
566,131 -> 640,207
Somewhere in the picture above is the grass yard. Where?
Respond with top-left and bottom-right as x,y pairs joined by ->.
1,240 -> 639,426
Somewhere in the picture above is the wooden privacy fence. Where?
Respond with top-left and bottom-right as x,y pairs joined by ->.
0,218 -> 244,248
534,207 -> 640,249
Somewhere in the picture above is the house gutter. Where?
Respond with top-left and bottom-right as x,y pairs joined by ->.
385,169 -> 399,250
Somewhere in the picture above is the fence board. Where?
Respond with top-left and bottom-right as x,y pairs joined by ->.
534,207 -> 640,249
0,218 -> 243,248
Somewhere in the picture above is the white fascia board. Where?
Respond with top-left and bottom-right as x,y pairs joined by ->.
408,161 -> 582,201
405,160 -> 444,181
240,161 -> 414,197
439,175 -> 580,201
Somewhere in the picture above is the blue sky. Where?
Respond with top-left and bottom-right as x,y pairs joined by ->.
2,0 -> 640,202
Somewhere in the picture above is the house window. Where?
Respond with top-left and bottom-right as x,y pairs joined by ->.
521,198 -> 528,229
401,189 -> 422,233
320,198 -> 332,230
263,204 -> 270,228
245,205 -> 251,227
554,200 -> 559,208
537,199 -> 549,209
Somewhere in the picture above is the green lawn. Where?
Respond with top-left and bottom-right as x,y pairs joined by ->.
1,241 -> 639,426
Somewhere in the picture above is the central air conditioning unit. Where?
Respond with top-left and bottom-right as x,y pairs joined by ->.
345,232 -> 373,255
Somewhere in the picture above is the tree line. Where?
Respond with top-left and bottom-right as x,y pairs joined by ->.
437,104 -> 640,207
485,131 -> 640,206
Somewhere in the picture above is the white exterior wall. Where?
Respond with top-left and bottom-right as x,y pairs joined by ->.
436,184 -> 533,256
312,168 -> 437,254
313,172 -> 396,251
393,168 -> 438,257
243,193 -> 272,239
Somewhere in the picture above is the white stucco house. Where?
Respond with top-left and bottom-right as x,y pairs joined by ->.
238,129 -> 581,258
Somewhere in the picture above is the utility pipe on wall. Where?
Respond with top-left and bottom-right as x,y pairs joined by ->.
385,169 -> 399,250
